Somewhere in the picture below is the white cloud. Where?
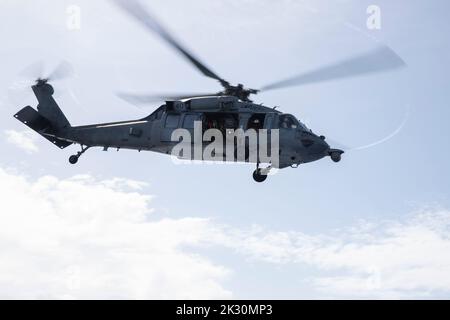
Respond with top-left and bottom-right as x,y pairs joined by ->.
213,210 -> 450,299
1,165 -> 449,299
308,211 -> 450,298
0,168 -> 230,299
5,129 -> 39,153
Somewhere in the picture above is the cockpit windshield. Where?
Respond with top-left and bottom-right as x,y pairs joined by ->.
278,114 -> 309,131
298,120 -> 309,131
278,115 -> 298,129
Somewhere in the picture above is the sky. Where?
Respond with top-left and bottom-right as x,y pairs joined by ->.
0,0 -> 449,299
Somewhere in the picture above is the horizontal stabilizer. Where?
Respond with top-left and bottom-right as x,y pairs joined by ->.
14,106 -> 72,149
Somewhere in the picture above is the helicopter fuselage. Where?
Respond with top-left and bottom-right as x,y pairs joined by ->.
14,84 -> 343,182
65,96 -> 333,169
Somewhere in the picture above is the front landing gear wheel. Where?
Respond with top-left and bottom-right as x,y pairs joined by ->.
253,169 -> 267,183
69,155 -> 79,165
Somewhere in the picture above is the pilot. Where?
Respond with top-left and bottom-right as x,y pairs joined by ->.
280,117 -> 290,129
280,116 -> 296,129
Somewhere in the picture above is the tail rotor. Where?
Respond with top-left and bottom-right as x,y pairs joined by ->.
7,60 -> 75,107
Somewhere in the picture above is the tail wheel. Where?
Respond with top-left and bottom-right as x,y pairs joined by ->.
253,169 -> 268,183
69,155 -> 78,165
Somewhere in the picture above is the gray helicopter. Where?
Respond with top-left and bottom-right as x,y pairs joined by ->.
13,0 -> 405,182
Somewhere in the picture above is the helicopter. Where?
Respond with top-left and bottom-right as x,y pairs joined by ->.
13,0 -> 405,182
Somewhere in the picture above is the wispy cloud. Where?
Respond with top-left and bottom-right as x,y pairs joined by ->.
212,209 -> 450,298
5,129 -> 39,153
0,166 -> 449,299
0,168 -> 230,299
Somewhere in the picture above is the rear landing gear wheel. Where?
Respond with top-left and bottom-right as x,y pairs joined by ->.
69,155 -> 79,165
253,169 -> 267,183
69,145 -> 91,165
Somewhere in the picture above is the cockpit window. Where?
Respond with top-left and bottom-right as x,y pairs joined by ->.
278,115 -> 299,129
298,121 -> 309,131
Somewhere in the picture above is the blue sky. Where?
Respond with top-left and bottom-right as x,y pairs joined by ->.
0,0 -> 449,299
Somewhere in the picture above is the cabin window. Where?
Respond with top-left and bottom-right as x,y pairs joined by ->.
156,107 -> 164,120
183,114 -> 200,129
165,114 -> 180,128
247,114 -> 265,130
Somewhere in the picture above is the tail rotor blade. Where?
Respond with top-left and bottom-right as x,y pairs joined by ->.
18,60 -> 75,84
19,60 -> 45,81
8,60 -> 75,107
47,61 -> 74,82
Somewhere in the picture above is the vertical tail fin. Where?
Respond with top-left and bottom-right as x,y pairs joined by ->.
13,81 -> 73,149
32,81 -> 71,130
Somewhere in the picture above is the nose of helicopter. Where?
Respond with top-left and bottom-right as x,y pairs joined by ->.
299,133 -> 330,160
314,135 -> 330,154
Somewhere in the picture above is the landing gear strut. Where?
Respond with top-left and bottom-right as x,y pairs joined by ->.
252,163 -> 272,183
69,145 -> 90,165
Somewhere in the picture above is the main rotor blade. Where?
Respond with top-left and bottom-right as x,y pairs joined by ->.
111,0 -> 227,85
260,46 -> 406,92
117,92 -> 219,105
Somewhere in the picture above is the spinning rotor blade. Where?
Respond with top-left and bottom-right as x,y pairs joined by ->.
111,0 -> 228,85
8,60 -> 75,107
326,104 -> 410,152
18,60 -> 74,83
19,61 -> 45,81
260,46 -> 406,92
117,92 -> 219,105
46,60 -> 74,82
325,137 -> 351,152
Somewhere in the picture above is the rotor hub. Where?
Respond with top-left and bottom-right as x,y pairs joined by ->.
221,83 -> 260,102
35,78 -> 48,86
